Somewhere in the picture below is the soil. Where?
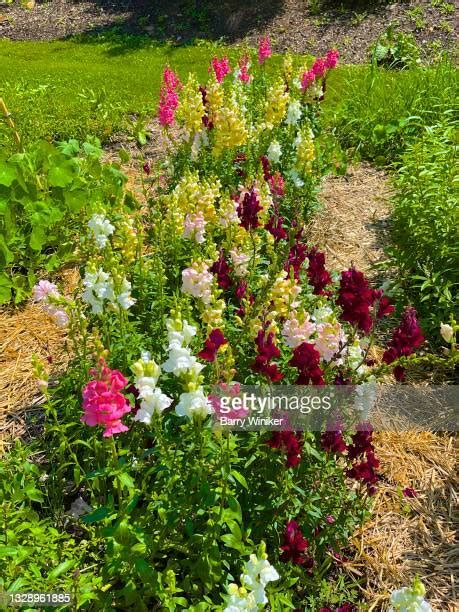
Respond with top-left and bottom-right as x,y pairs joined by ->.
0,0 -> 457,63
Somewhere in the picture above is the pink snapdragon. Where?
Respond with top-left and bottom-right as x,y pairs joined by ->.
32,280 -> 69,328
210,56 -> 231,83
183,211 -> 207,244
81,361 -> 131,437
325,49 -> 340,69
237,55 -> 251,83
282,314 -> 316,349
300,49 -> 340,92
314,321 -> 344,362
258,35 -> 272,65
157,66 -> 181,127
181,262 -> 213,304
163,66 -> 181,91
32,280 -> 59,302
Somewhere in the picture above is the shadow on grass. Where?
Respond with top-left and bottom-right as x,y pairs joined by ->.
65,0 -> 283,54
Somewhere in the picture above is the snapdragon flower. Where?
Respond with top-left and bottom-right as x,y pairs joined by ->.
230,249 -> 250,277
88,213 -> 115,249
82,268 -> 135,314
389,578 -> 432,612
285,100 -> 302,126
314,321 -> 345,362
132,352 -> 172,424
224,584 -> 257,612
241,553 -> 279,605
183,211 -> 207,244
181,261 -> 214,305
267,141 -> 282,164
175,388 -> 212,419
32,280 -> 69,327
282,313 -> 315,349
440,322 -> 454,343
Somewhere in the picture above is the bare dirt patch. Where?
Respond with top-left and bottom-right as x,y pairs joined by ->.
0,0 -> 456,63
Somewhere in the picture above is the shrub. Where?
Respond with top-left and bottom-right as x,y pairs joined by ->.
388,116 -> 459,335
0,137 -> 131,304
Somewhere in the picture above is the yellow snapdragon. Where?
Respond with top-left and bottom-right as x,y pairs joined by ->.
265,78 -> 289,127
177,75 -> 205,135
213,99 -> 248,156
295,126 -> 315,174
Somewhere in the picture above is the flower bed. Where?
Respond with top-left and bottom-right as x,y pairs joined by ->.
2,40 -> 455,610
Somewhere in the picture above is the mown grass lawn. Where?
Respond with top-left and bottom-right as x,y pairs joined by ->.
0,37 -> 219,147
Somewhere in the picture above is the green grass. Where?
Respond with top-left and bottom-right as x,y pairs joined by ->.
0,37 -> 219,149
322,59 -> 458,164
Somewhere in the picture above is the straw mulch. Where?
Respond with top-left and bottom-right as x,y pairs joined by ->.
308,163 -> 393,279
313,165 -> 457,610
347,432 -> 457,610
0,267 -> 78,451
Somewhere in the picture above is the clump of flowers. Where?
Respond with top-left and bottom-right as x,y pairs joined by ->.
183,211 -> 207,244
383,307 -> 424,381
295,126 -> 315,174
300,49 -> 340,93
132,352 -> 172,424
81,360 -> 131,437
32,280 -> 69,327
212,98 -> 248,156
282,312 -> 315,349
280,520 -> 310,565
306,247 -> 332,295
237,54 -> 251,83
265,78 -> 289,127
267,431 -> 302,467
389,578 -> 432,612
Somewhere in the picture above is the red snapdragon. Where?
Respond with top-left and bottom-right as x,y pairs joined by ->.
382,306 -> 424,381
280,520 -> 309,565
289,342 -> 325,385
198,329 -> 228,362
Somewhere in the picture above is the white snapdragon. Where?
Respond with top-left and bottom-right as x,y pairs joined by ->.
230,249 -> 251,277
285,99 -> 302,125
241,553 -> 279,606
82,268 -> 114,314
389,578 -> 432,612
163,317 -> 212,420
175,389 -> 212,419
440,322 -> 454,343
267,141 -> 282,164
116,277 -> 136,310
224,584 -> 258,612
88,213 -> 115,249
132,352 -> 172,424
82,268 -> 136,314
287,168 -> 304,188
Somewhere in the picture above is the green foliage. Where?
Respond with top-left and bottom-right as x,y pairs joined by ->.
323,58 -> 458,164
0,442 -> 102,608
388,116 -> 459,334
370,26 -> 421,69
0,137 -> 128,304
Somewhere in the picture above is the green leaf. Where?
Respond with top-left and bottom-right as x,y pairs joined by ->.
48,164 -> 74,187
48,559 -> 76,581
82,506 -> 110,524
0,161 -> 17,186
0,545 -> 18,557
230,469 -> 248,490
0,273 -> 12,304
118,472 -> 135,490
29,225 -> 46,251
220,533 -> 245,552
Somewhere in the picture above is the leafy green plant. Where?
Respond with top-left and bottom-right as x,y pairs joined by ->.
0,137 -> 129,304
388,117 -> 459,335
370,26 -> 421,69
